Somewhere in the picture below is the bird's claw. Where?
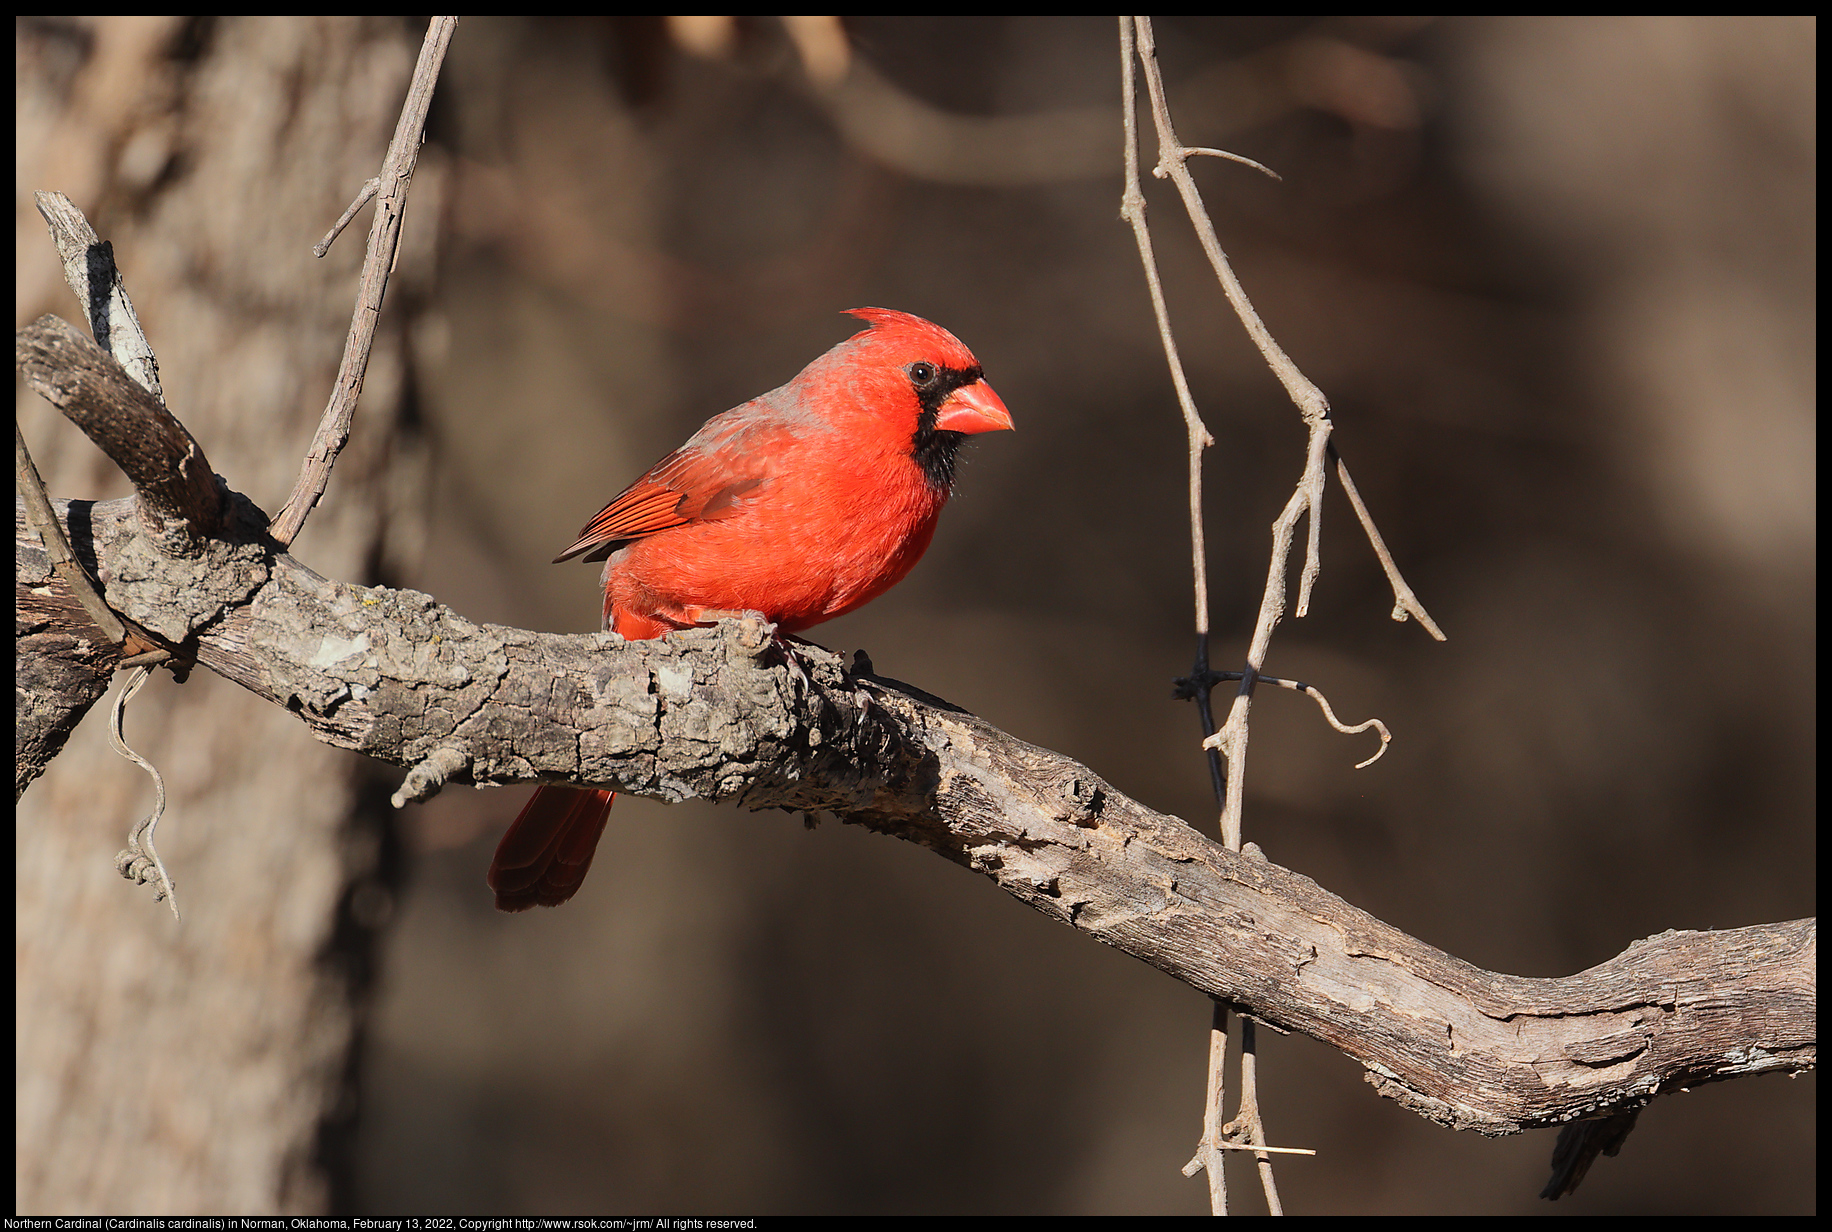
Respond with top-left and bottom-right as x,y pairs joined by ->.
714,610 -> 813,690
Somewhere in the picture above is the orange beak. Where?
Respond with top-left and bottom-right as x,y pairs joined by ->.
934,379 -> 1014,435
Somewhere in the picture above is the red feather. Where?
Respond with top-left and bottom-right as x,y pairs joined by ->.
489,309 -> 1011,911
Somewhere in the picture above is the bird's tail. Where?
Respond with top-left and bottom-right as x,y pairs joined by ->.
487,787 -> 615,911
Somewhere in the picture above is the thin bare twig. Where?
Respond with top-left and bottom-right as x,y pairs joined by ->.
1118,15 -> 1232,820
1133,12 -> 1324,874
1178,146 -> 1283,181
1119,21 -> 1215,645
269,15 -> 457,548
1133,14 -> 1443,653
1231,1019 -> 1285,1213
1330,441 -> 1445,638
1206,1143 -> 1317,1157
314,176 -> 381,258
1184,667 -> 1391,768
1127,13 -> 1440,1212
1122,19 -> 1255,1214
1178,999 -> 1231,1211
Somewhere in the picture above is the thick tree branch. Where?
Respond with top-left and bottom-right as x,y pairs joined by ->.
17,316 -> 222,553
15,489 -> 1815,1135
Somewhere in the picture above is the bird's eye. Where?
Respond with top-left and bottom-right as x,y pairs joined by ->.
907,362 -> 937,386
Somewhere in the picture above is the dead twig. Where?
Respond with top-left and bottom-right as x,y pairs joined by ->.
1124,14 -> 1441,1212
32,190 -> 164,403
269,15 -> 457,548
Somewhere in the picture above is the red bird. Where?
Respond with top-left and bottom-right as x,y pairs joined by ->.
488,308 -> 1012,911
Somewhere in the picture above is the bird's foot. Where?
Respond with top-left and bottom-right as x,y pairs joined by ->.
704,609 -> 812,690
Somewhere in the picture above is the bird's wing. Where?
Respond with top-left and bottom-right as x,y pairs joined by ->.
552,407 -> 788,563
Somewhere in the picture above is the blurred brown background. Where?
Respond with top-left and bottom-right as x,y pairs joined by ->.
17,16 -> 1814,1215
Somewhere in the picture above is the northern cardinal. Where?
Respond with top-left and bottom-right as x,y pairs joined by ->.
488,308 -> 1012,911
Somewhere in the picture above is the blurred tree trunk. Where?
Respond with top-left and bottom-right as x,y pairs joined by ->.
15,16 -> 430,1213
